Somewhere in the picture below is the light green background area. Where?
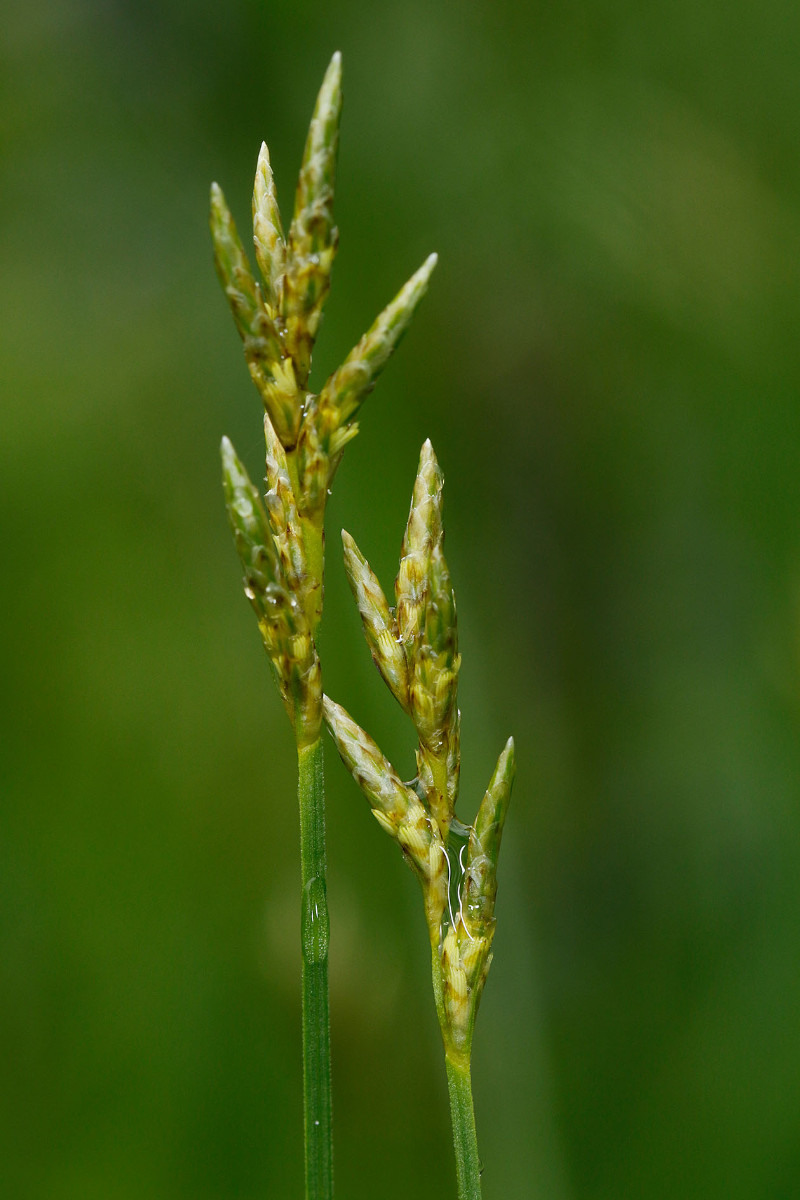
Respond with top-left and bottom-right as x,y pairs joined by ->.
3,1 -> 800,1197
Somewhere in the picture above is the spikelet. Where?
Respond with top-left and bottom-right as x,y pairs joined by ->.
252,142 -> 286,316
210,184 -> 301,447
396,440 -> 443,655
210,184 -> 280,361
323,698 -> 419,844
221,436 -> 320,743
295,257 -> 438,516
319,254 -> 437,428
283,52 -> 343,387
221,436 -> 285,618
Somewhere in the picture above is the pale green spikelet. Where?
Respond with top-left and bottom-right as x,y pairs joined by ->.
324,441 -> 515,1061
318,253 -> 438,428
322,694 -> 448,929
293,255 -> 438,517
210,184 -> 301,448
283,52 -> 343,387
253,141 -> 286,315
397,442 -> 458,837
341,530 -> 409,709
396,439 -> 444,655
220,434 -> 293,666
210,182 -> 281,363
221,434 -> 283,608
322,696 -> 415,838
220,435 -> 320,744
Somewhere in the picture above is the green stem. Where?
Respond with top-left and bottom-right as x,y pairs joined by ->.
445,1055 -> 482,1200
298,736 -> 333,1200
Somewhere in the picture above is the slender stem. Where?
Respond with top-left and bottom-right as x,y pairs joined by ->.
445,1055 -> 482,1200
298,736 -> 333,1200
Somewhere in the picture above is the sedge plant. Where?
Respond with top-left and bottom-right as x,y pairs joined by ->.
324,441 -> 514,1200
211,53 -> 436,1200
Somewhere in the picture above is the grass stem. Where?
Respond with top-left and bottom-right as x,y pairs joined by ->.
445,1055 -> 482,1200
298,736 -> 333,1200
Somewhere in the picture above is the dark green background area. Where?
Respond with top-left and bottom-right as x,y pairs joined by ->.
3,1 -> 800,1196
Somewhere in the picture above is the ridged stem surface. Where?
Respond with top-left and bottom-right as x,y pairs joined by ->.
445,1055 -> 482,1200
298,736 -> 332,1200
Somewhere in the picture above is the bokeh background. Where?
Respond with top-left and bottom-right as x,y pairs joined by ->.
4,1 -> 800,1196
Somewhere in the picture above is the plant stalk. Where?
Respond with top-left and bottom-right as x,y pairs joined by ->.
445,1055 -> 482,1200
298,736 -> 333,1200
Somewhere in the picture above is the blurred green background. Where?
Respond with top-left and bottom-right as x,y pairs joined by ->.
3,0 -> 800,1196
